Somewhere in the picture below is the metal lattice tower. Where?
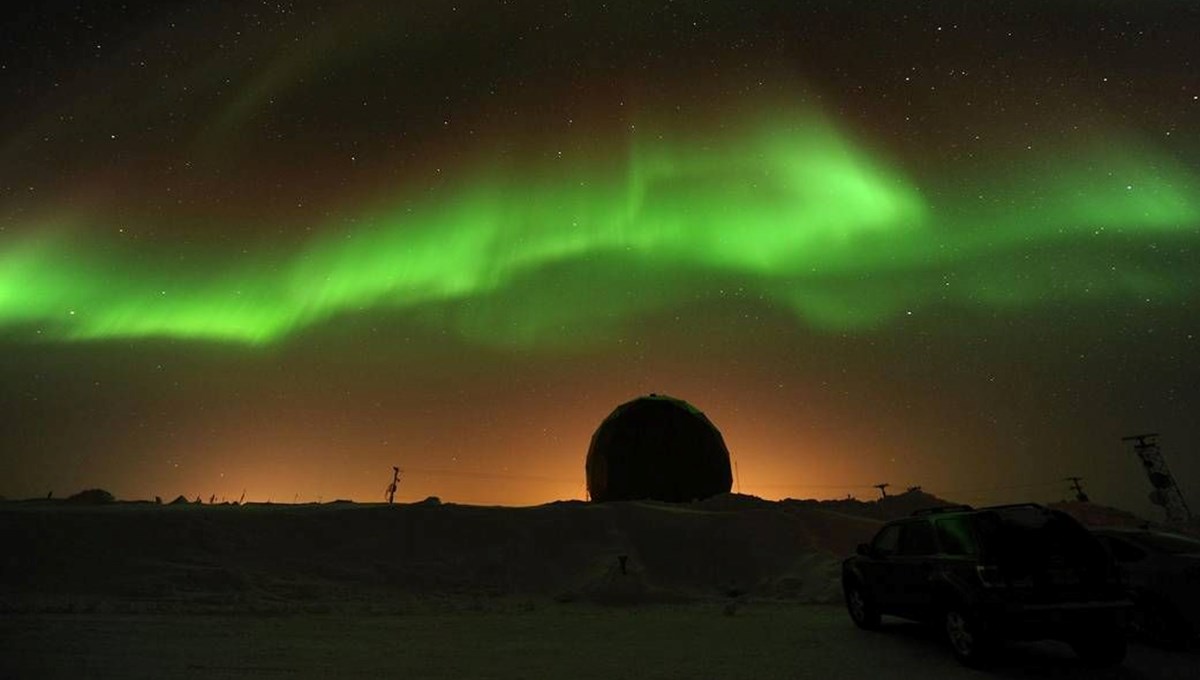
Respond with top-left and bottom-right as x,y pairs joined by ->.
1064,477 -> 1089,503
385,466 -> 401,504
1123,434 -> 1192,524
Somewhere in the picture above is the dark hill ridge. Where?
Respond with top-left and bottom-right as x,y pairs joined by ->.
0,493 -> 942,613
8,490 -> 1161,614
1050,500 -> 1200,537
780,489 -> 958,522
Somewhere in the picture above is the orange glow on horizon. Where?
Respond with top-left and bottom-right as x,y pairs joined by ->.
125,413 -> 895,507
79,383 -> 1062,509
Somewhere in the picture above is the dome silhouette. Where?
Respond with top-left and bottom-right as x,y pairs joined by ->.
586,394 -> 733,502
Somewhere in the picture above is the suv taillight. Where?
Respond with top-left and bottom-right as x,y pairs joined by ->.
976,565 -> 1004,588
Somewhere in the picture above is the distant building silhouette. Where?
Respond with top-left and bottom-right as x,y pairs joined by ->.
65,489 -> 115,505
586,394 -> 732,503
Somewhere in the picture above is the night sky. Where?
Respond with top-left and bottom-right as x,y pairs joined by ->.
1,1 -> 1197,512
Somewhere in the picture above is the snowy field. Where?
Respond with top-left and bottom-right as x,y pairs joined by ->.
3,495 -> 1192,679
2,603 -> 1196,680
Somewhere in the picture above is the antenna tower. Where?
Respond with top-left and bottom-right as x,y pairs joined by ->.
386,466 -> 401,504
1064,477 -> 1089,502
1123,434 -> 1191,524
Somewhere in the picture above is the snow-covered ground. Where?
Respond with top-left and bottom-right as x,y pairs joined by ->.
0,495 -> 873,611
3,493 -> 1193,678
2,603 -> 1195,679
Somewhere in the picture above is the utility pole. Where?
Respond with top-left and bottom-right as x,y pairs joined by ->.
386,466 -> 401,504
1123,434 -> 1192,524
1064,476 -> 1089,503
873,483 -> 891,499
734,460 -> 741,494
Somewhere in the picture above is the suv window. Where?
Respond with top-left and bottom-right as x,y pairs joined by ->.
935,517 -> 979,556
975,506 -> 1106,570
872,525 -> 901,556
1131,532 -> 1200,555
1099,536 -> 1147,562
898,521 -> 937,556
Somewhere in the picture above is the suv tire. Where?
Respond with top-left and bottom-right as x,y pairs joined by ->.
844,581 -> 881,630
1132,593 -> 1191,650
944,606 -> 994,667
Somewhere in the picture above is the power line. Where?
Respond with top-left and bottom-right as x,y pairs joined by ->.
749,482 -> 882,490
932,480 -> 1063,495
402,467 -> 576,483
753,480 -> 1060,495
396,468 -> 1078,502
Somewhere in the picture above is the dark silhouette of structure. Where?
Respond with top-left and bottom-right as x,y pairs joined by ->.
873,483 -> 890,499
386,466 -> 401,504
1124,433 -> 1192,524
65,488 -> 115,504
1065,476 -> 1089,502
585,394 -> 732,502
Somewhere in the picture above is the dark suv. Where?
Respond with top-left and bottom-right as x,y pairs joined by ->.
842,503 -> 1131,666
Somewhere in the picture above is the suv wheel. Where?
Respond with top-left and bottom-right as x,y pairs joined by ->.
1133,594 -> 1191,650
944,607 -> 993,667
844,582 -> 880,630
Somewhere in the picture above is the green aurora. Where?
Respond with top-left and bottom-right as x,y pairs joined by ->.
2,109 -> 1197,348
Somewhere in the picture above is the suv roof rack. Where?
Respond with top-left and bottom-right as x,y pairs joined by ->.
978,503 -> 1048,512
912,504 -> 974,516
